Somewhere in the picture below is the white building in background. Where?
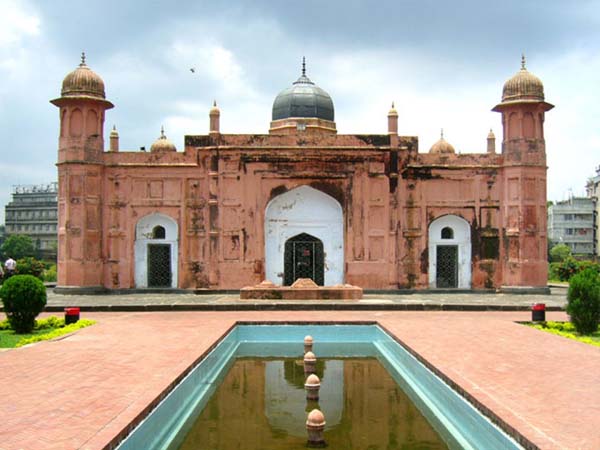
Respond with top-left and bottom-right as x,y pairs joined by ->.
548,197 -> 595,257
4,183 -> 58,260
586,166 -> 600,257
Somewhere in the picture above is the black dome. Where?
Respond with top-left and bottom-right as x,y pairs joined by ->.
272,65 -> 334,121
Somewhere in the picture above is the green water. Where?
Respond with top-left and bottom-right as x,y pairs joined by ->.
178,357 -> 448,450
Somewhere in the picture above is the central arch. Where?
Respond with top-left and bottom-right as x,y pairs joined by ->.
265,185 -> 344,286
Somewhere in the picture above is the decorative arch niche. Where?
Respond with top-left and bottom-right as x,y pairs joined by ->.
134,213 -> 178,288
428,215 -> 471,289
265,185 -> 344,286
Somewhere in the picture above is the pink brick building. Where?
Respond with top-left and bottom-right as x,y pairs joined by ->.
51,55 -> 552,292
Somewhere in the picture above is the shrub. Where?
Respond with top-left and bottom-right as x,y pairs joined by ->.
42,264 -> 57,282
577,260 -> 600,275
556,256 -> 580,281
548,262 -> 561,281
567,268 -> 600,335
549,243 -> 572,263
15,257 -> 45,279
0,275 -> 47,333
16,319 -> 95,347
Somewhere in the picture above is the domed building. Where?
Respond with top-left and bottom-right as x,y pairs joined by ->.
51,56 -> 553,293
429,131 -> 456,154
150,127 -> 177,153
270,58 -> 336,134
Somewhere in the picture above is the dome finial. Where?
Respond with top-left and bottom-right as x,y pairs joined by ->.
213,99 -> 217,107
440,128 -> 444,139
391,101 -> 395,108
80,51 -> 86,67
302,56 -> 306,76
160,125 -> 165,138
521,53 -> 526,70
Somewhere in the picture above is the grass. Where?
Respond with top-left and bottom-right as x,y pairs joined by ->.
527,321 -> 600,347
0,316 -> 95,349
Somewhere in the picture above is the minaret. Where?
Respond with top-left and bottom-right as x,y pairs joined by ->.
50,53 -> 113,289
492,55 -> 553,289
388,102 -> 398,146
487,129 -> 495,154
209,100 -> 220,136
387,102 -> 398,135
109,125 -> 119,152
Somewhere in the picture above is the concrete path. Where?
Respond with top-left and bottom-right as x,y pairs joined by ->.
44,287 -> 568,311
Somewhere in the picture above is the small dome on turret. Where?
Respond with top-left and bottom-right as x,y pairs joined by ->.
429,129 -> 455,154
150,126 -> 177,153
501,55 -> 545,103
61,52 -> 106,99
272,58 -> 334,121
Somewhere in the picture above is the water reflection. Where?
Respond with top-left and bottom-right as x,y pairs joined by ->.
177,357 -> 448,450
265,360 -> 344,436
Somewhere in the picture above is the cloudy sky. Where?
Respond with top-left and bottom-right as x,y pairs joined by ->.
1,0 -> 599,223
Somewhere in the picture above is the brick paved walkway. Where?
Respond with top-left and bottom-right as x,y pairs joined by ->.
0,308 -> 598,450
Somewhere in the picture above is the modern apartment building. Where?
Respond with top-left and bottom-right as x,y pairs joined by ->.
586,166 -> 600,257
548,196 -> 596,256
4,183 -> 58,260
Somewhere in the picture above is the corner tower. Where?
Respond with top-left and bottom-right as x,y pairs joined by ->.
269,58 -> 336,135
51,53 -> 113,289
493,56 -> 553,289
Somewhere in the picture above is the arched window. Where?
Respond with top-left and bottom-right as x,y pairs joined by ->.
152,225 -> 166,239
441,227 -> 454,239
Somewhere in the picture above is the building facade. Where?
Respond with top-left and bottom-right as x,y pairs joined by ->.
52,55 -> 552,291
548,197 -> 595,256
4,183 -> 58,260
585,167 -> 600,256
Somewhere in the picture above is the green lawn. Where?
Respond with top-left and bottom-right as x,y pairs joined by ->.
0,328 -> 56,348
527,321 -> 600,347
0,316 -> 95,348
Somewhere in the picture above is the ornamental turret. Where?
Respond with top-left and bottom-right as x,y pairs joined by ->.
51,52 -> 114,163
51,53 -> 113,288
492,55 -> 553,162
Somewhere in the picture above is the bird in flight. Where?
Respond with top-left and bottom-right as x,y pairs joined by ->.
190,67 -> 196,73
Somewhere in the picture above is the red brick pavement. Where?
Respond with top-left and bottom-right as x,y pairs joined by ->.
0,310 -> 598,450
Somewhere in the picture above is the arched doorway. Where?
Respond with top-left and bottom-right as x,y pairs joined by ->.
134,213 -> 178,288
265,185 -> 343,286
428,215 -> 471,289
283,233 -> 324,285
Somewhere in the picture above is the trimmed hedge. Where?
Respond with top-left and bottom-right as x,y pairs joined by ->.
16,319 -> 96,347
0,275 -> 47,333
567,268 -> 600,335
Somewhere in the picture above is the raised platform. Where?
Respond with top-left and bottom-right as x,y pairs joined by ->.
240,278 -> 363,300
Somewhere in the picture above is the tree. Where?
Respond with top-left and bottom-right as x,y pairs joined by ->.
549,243 -> 572,263
1,235 -> 36,261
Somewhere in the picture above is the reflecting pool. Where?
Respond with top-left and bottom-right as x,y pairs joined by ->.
178,357 -> 448,450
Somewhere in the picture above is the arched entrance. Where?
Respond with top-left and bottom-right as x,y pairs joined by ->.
428,215 -> 471,289
265,185 -> 343,286
283,233 -> 324,285
134,213 -> 178,288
